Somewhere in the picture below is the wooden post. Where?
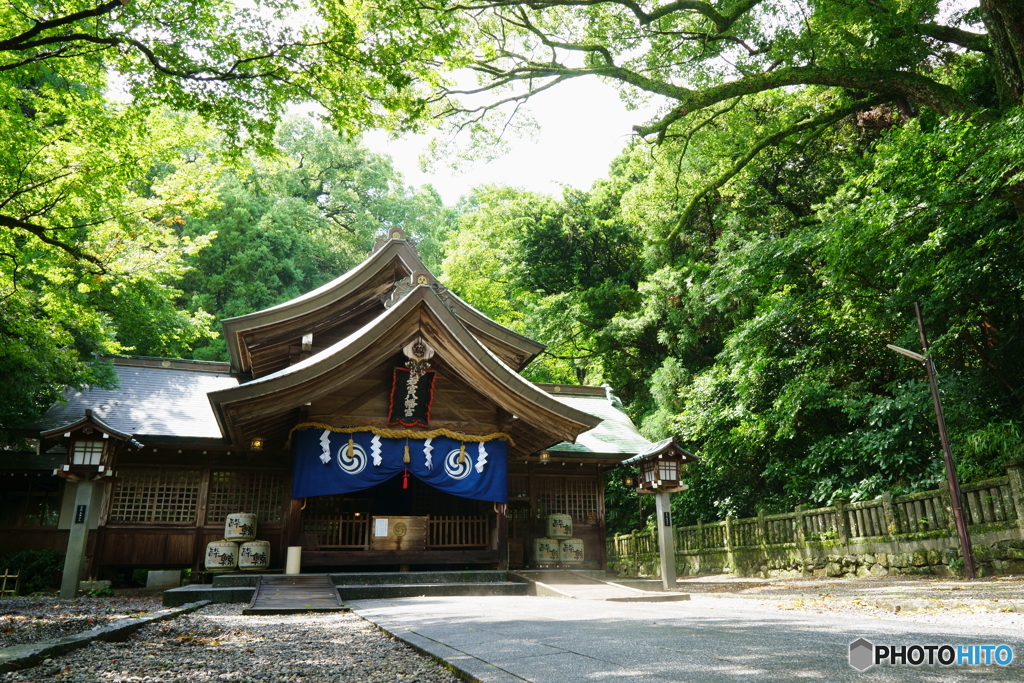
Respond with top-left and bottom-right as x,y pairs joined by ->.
496,503 -> 509,570
654,491 -> 677,589
283,498 -> 303,551
834,498 -> 850,548
60,479 -> 96,599
631,529 -> 638,577
756,509 -> 767,547
881,492 -> 898,536
1005,461 -> 1024,540
724,514 -> 734,574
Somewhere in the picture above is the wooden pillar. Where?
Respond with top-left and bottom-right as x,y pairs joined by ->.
60,479 -> 96,599
654,491 -> 677,590
192,463 -> 212,572
497,503 -> 509,570
284,498 -> 303,550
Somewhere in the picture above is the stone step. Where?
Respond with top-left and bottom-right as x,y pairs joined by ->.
331,570 -> 510,586
338,581 -> 528,600
162,585 -> 254,607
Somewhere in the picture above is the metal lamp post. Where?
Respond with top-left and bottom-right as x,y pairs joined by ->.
887,301 -> 975,579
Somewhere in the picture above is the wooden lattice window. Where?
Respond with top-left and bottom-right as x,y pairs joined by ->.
109,469 -> 202,524
206,470 -> 286,524
508,475 -> 529,500
535,477 -> 599,526
566,478 -> 599,526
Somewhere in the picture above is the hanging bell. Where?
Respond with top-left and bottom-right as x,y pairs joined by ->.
403,443 -> 410,464
345,437 -> 354,459
458,442 -> 466,464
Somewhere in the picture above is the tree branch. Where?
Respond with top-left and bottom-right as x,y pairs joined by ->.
637,66 -> 972,137
663,94 -> 890,245
917,23 -> 991,53
0,215 -> 105,273
0,0 -> 124,51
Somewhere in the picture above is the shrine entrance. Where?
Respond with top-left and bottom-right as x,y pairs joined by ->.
297,474 -> 501,569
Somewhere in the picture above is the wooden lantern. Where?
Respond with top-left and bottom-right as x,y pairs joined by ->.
621,437 -> 697,495
41,409 -> 142,482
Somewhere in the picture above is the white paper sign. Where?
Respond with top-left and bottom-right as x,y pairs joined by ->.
374,518 -> 389,537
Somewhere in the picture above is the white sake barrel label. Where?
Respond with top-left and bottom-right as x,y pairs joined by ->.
205,540 -> 239,572
225,512 -> 257,541
560,538 -> 585,564
547,514 -> 572,538
534,537 -> 560,564
239,540 -> 271,571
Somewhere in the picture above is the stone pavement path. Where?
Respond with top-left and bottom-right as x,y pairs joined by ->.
350,594 -> 1024,682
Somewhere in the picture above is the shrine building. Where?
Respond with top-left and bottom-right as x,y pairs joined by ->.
3,230 -> 651,579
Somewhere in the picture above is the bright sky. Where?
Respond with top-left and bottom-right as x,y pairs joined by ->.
363,78 -> 663,205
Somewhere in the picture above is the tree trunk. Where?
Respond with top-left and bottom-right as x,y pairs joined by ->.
980,0 -> 1024,108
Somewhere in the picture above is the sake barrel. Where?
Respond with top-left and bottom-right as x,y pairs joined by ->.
559,538 -> 585,564
205,540 -> 239,572
534,537 -> 560,564
238,540 -> 271,571
225,512 -> 257,541
547,513 -> 573,538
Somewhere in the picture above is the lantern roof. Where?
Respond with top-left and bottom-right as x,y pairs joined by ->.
39,409 -> 142,449
621,436 -> 698,466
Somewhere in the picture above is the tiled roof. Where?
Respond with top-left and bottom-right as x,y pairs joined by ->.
23,358 -> 238,440
542,389 -> 651,456
0,451 -> 64,470
621,436 -> 698,465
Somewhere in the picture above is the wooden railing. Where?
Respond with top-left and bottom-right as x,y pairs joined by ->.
303,516 -> 368,548
428,515 -> 489,547
305,515 -> 490,549
608,463 -> 1024,576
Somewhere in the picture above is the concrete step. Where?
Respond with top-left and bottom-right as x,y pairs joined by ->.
331,570 -> 510,586
162,585 -> 254,607
514,569 -> 610,584
212,574 -> 260,588
338,581 -> 528,600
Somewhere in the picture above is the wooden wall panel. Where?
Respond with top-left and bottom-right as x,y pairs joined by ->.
164,534 -> 196,565
101,530 -> 197,566
309,361 -> 502,434
0,529 -> 69,554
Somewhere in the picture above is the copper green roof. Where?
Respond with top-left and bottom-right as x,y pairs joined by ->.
536,384 -> 651,458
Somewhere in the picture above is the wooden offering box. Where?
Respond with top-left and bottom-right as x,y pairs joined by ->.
370,516 -> 427,551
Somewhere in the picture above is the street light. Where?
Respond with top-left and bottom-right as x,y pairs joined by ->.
888,301 -> 975,579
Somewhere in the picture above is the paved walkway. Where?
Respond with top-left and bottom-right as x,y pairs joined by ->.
349,595 -> 1024,682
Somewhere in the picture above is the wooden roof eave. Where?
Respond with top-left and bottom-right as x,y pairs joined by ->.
39,409 -> 135,443
442,292 -> 545,367
220,238 -> 546,373
38,409 -> 144,451
208,287 -> 601,448
221,241 -> 421,373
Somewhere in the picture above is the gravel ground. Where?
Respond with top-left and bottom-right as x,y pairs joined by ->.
1,603 -> 462,683
0,597 -> 162,648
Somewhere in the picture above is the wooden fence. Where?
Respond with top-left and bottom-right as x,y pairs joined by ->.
608,462 -> 1024,577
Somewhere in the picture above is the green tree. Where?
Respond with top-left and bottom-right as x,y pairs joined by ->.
179,118 -> 455,361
